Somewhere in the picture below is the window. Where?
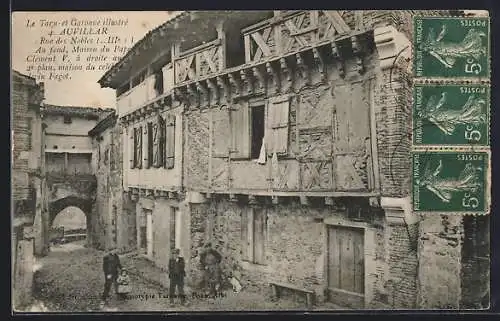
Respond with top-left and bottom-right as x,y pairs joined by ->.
63,115 -> 72,124
131,126 -> 143,169
241,208 -> 266,264
146,122 -> 153,169
26,117 -> 33,150
251,106 -> 265,159
266,95 -> 290,155
164,114 -> 176,169
152,115 -> 164,168
230,95 -> 290,160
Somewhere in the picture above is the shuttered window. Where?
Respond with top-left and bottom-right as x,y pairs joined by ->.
212,108 -> 231,158
135,126 -> 143,169
241,208 -> 266,265
267,95 -> 290,155
145,122 -> 153,169
230,102 -> 251,159
129,128 -> 135,169
164,114 -> 176,169
152,116 -> 164,168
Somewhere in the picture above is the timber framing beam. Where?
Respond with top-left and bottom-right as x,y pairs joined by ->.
119,28 -> 373,125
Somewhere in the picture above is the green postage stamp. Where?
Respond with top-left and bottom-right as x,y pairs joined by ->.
412,151 -> 489,213
414,16 -> 490,78
413,84 -> 490,146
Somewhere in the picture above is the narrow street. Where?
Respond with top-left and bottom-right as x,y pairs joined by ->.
32,240 -> 327,312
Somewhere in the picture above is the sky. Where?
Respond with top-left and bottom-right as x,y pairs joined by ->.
12,11 -> 178,108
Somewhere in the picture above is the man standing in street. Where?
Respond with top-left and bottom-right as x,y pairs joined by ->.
101,248 -> 122,306
168,248 -> 186,305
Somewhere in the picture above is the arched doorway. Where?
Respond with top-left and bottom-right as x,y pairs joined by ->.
48,196 -> 93,248
51,206 -> 87,244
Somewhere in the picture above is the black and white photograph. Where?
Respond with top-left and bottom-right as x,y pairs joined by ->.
10,10 -> 491,313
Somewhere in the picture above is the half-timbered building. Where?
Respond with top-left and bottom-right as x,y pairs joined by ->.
99,10 -> 490,309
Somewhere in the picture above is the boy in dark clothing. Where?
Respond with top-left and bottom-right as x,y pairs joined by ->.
101,249 -> 122,305
168,248 -> 186,305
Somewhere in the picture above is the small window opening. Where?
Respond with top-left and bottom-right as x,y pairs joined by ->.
251,105 -> 265,159
63,116 -> 72,124
53,145 -> 58,149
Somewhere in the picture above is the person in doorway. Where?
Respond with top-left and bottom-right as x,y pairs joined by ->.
168,248 -> 186,305
200,242 -> 222,298
101,248 -> 122,306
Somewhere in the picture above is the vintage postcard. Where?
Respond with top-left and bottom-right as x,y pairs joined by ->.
11,10 -> 491,313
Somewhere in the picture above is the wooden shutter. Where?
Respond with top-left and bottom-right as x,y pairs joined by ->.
212,108 -> 231,158
253,208 -> 266,264
230,102 -> 251,159
165,114 -> 176,169
267,95 -> 290,155
136,126 -> 143,169
152,116 -> 163,168
144,122 -> 152,169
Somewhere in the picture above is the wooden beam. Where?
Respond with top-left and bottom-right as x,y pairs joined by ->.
312,48 -> 326,81
228,72 -> 241,98
217,76 -> 229,102
325,196 -> 334,206
207,78 -> 219,104
248,194 -> 258,205
266,61 -> 280,93
280,57 -> 291,81
240,69 -> 253,96
252,66 -> 265,91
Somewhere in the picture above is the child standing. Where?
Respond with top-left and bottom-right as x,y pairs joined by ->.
116,269 -> 131,299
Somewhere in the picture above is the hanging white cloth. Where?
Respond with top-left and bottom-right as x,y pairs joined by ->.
256,136 -> 267,165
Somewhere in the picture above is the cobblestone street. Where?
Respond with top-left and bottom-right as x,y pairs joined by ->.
32,240 -> 334,312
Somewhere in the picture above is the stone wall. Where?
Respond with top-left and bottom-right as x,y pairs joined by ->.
189,197 -> 396,307
460,215 -> 490,309
418,214 -> 464,309
92,120 -> 126,251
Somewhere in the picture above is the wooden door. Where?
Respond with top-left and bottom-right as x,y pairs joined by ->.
326,225 -> 365,308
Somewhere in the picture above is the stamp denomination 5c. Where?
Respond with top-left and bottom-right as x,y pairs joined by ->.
413,84 -> 489,146
414,16 -> 490,78
412,151 -> 489,213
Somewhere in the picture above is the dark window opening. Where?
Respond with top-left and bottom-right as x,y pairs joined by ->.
140,226 -> 147,249
63,116 -> 72,124
53,145 -> 58,149
26,117 -> 33,150
251,106 -> 265,159
147,122 -> 153,168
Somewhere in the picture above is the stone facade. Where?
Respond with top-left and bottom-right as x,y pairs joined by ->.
98,10 -> 490,310
12,70 -> 45,309
89,111 -> 135,252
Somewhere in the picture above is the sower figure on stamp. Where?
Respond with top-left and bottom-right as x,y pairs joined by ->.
101,249 -> 122,306
168,248 -> 186,305
200,242 -> 222,298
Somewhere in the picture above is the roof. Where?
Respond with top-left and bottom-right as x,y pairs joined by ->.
98,11 -> 272,89
12,69 -> 38,86
42,104 -> 114,119
98,11 -> 188,88
88,110 -> 117,137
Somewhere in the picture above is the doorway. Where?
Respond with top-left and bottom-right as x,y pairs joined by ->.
326,225 -> 365,308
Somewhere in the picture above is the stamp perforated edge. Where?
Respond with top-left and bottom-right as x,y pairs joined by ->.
411,83 -> 491,148
411,14 -> 491,81
410,149 -> 491,216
